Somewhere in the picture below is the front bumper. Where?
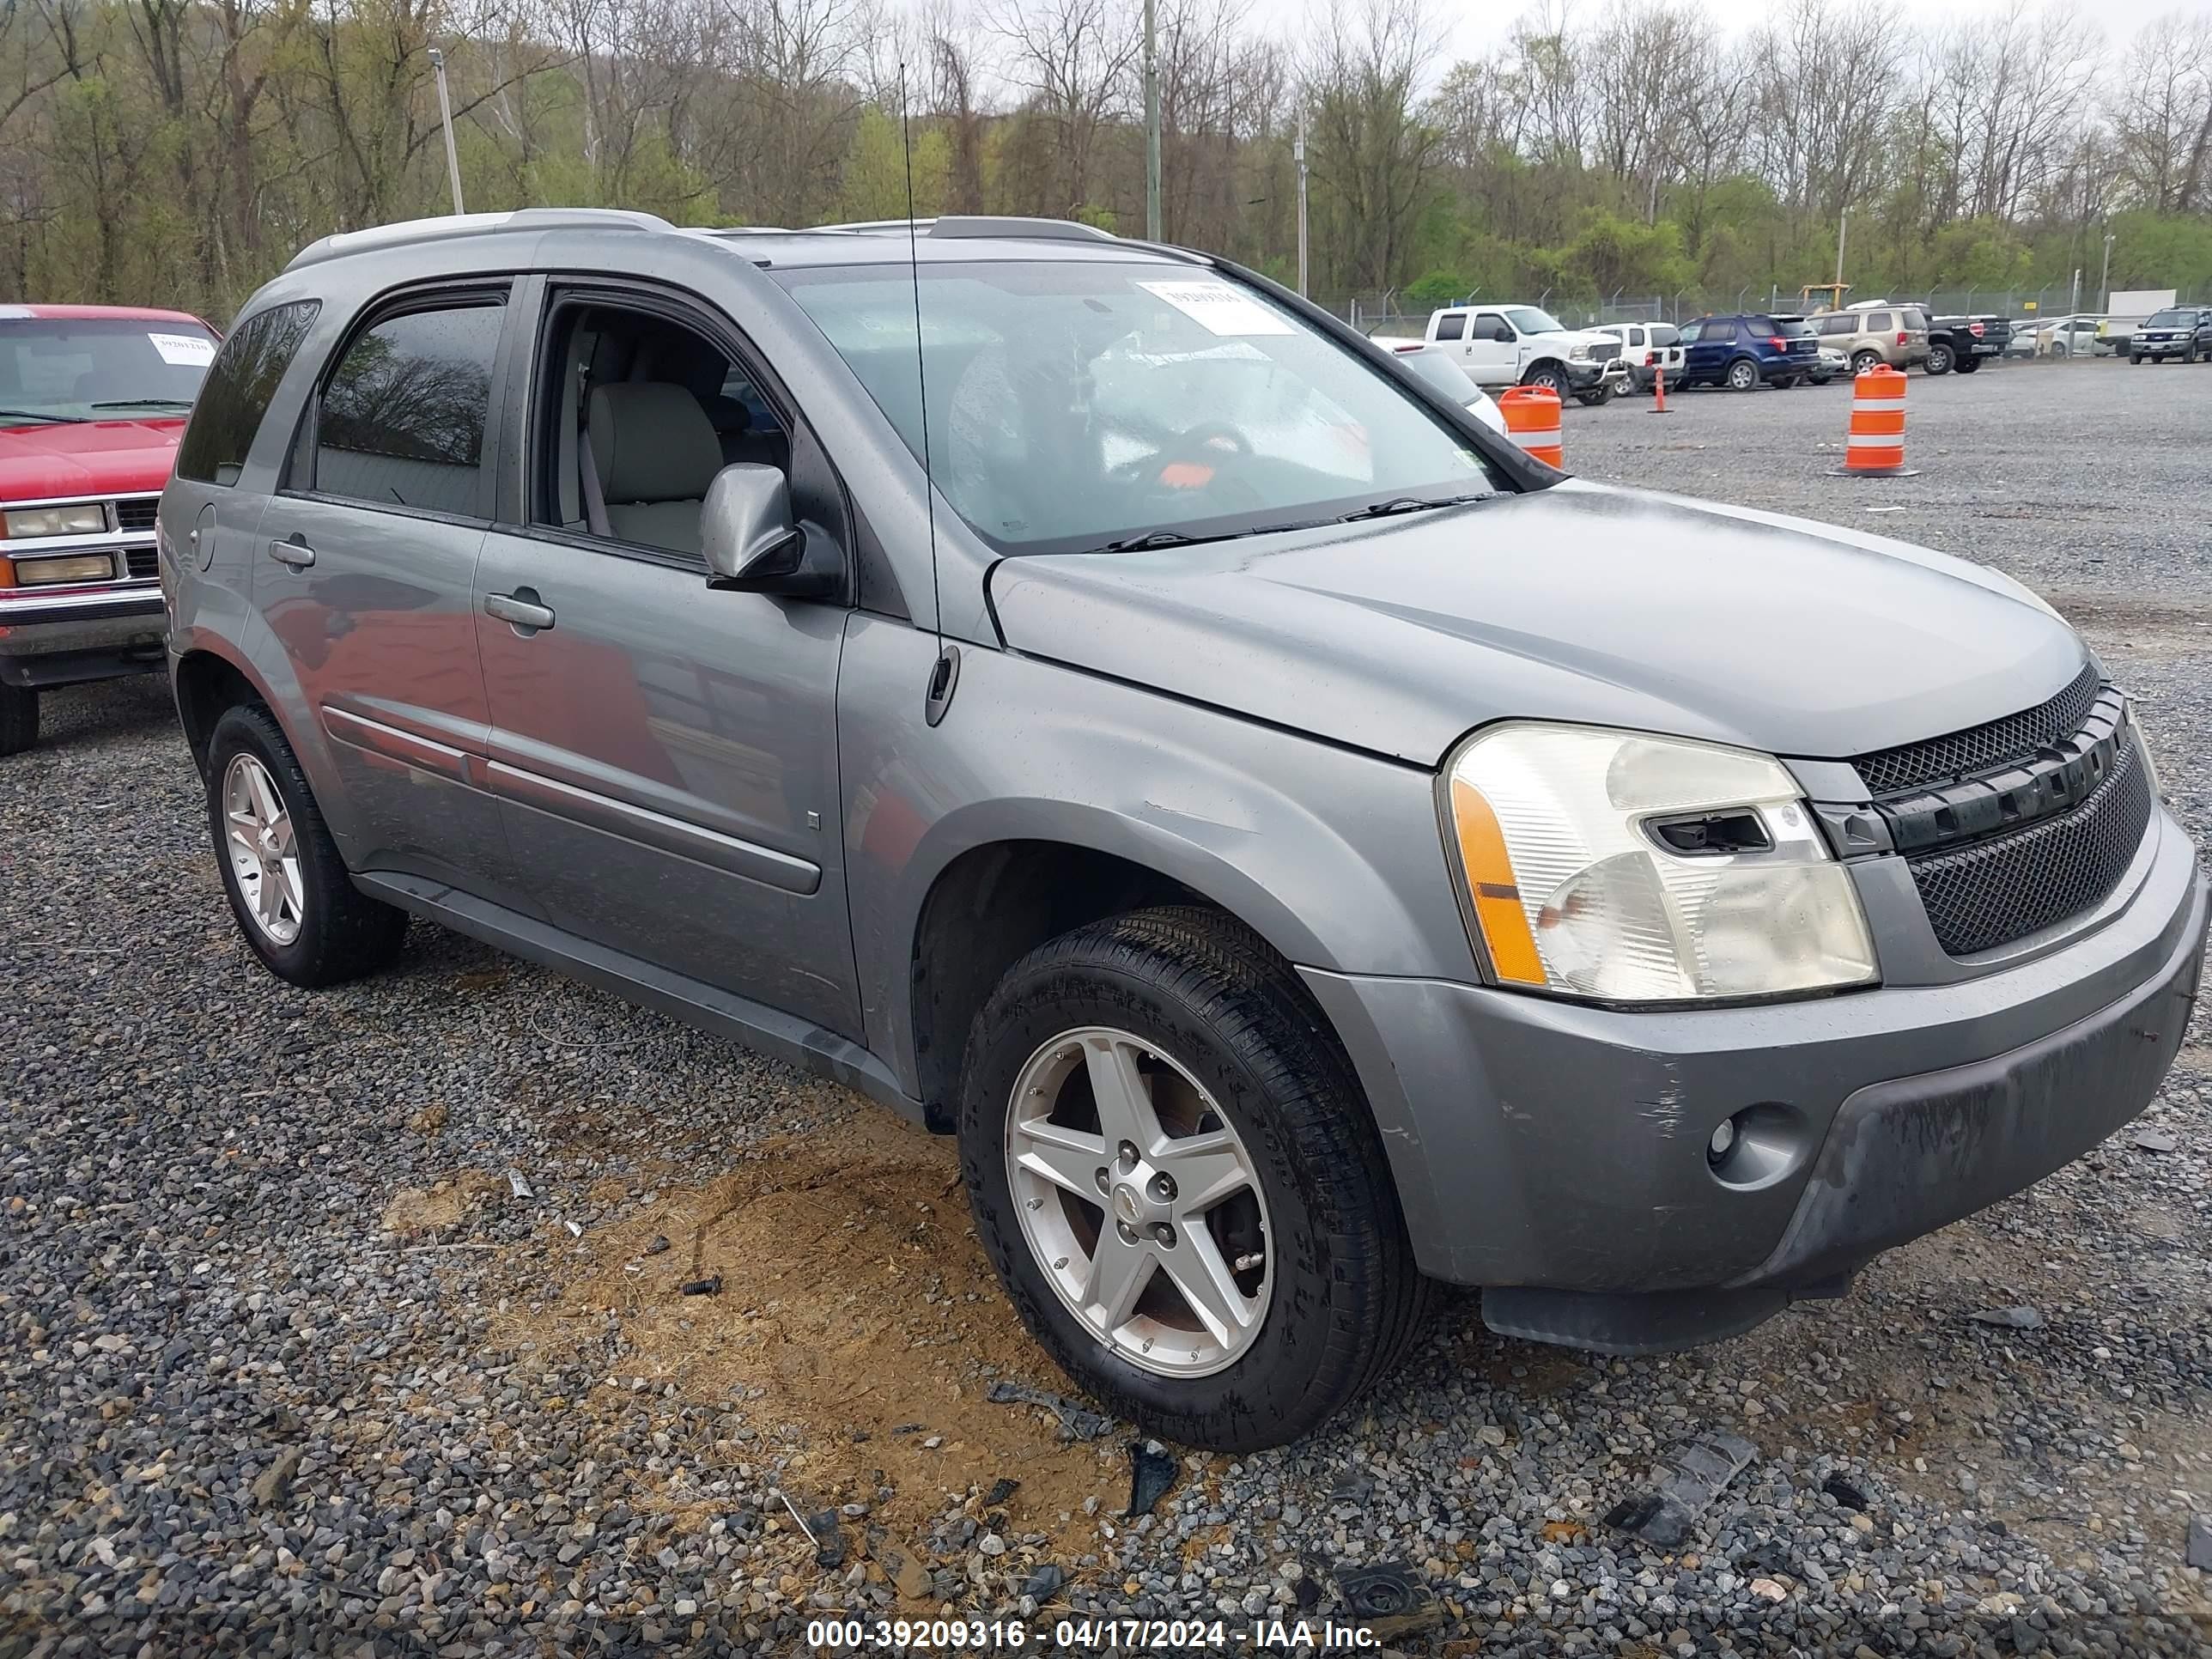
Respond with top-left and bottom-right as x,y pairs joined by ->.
0,586 -> 167,686
1302,805 -> 2206,1351
2136,338 -> 2193,356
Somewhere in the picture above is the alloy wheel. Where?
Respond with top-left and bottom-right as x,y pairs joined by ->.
223,752 -> 305,945
1005,1026 -> 1272,1378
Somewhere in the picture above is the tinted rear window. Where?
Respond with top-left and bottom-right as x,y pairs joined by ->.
176,301 -> 319,487
1650,325 -> 1680,346
1901,309 -> 1928,330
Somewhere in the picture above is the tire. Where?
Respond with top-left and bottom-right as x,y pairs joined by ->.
1724,357 -> 1759,391
958,905 -> 1428,1452
1522,362 -> 1569,398
1954,356 -> 1982,374
2131,354 -> 2142,365
1773,374 -> 1799,390
1927,343 -> 1954,375
0,682 -> 37,757
1850,349 -> 1883,375
204,702 -> 407,988
1575,381 -> 1614,407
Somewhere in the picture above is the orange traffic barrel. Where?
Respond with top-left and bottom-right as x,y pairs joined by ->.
1499,385 -> 1564,468
1844,366 -> 1909,474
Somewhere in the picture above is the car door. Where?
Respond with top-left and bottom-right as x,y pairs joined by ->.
1680,319 -> 1721,381
1431,309 -> 1471,367
1465,312 -> 1517,384
250,283 -> 530,908
470,278 -> 860,1036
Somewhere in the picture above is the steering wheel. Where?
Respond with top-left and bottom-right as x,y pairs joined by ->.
1131,421 -> 1261,507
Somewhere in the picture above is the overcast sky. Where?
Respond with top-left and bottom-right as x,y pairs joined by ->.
1243,0 -> 2199,63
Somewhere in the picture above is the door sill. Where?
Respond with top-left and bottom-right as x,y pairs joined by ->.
356,871 -> 927,1127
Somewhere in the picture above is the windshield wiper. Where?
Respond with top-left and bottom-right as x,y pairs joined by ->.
1340,492 -> 1492,522
1079,518 -> 1336,556
0,407 -> 88,424
91,398 -> 194,410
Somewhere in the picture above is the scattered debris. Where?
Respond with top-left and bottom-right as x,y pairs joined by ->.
1331,1469 -> 1376,1504
984,1378 -> 1114,1442
505,1168 -> 534,1200
2131,1127 -> 2180,1153
2187,1514 -> 2212,1572
1124,1442 -> 1179,1517
981,1477 -> 1020,1509
404,1103 -> 447,1135
1749,1576 -> 1789,1602
1966,1305 -> 2045,1330
809,1510 -> 847,1571
865,1531 -> 935,1601
1822,1474 -> 1870,1512
680,1274 -> 722,1297
642,1233 -> 671,1255
250,1448 -> 302,1510
1292,1571 -> 1322,1610
1602,1428 -> 1759,1548
1336,1562 -> 1443,1640
565,1220 -> 583,1237
1020,1562 -> 1066,1602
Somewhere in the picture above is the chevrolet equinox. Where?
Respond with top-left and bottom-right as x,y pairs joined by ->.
160,210 -> 2208,1452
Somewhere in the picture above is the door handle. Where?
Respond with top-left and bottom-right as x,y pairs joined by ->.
484,590 -> 556,632
267,537 -> 315,568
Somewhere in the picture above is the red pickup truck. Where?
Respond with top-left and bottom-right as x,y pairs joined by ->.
1,303 -> 219,753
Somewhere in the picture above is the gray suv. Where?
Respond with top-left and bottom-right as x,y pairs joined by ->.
161,210 -> 2207,1451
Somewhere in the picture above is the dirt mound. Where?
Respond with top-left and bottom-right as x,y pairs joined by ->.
380,1169 -> 507,1236
496,1112 -> 1125,1559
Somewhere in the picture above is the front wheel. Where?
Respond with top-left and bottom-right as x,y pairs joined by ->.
958,907 -> 1426,1452
1927,343 -> 1954,374
0,681 -> 37,757
1954,356 -> 1982,374
1575,381 -> 1615,407
204,702 -> 408,987
1522,363 -> 1569,398
2132,354 -> 2143,365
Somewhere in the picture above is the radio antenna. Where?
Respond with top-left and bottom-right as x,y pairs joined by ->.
899,60 -> 943,651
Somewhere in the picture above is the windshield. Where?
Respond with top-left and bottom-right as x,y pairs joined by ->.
1502,306 -> 1566,336
1390,348 -> 1482,403
0,316 -> 215,424
2146,309 -> 2193,326
776,260 -> 1502,555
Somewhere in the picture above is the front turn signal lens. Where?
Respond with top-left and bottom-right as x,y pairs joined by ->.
4,552 -> 117,587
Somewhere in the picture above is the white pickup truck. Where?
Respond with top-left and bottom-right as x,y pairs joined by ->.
1370,304 -> 1629,405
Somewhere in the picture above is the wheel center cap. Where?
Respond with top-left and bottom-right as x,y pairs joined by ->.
1111,1184 -> 1144,1226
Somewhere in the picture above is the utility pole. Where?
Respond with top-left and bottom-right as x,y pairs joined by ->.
1833,205 -> 1848,291
1294,110 -> 1309,298
2099,230 -> 2115,312
1143,0 -> 1161,241
428,46 -> 465,216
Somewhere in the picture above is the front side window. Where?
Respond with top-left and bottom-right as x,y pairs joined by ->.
1680,322 -> 1704,343
777,261 -> 1504,556
312,301 -> 501,518
175,301 -> 318,486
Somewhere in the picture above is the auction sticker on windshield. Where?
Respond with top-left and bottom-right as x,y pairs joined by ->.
1139,280 -> 1293,337
149,332 -> 216,366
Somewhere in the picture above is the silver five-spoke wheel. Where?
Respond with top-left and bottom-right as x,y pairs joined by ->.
1006,1026 -> 1270,1377
223,752 -> 304,945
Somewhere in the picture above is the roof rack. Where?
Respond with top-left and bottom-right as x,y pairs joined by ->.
284,208 -> 675,272
809,216 -> 1119,244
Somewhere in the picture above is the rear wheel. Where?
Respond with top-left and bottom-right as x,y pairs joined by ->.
0,682 -> 37,757
1850,349 -> 1883,375
204,702 -> 408,987
958,906 -> 1427,1452
1927,343 -> 1954,374
1724,357 -> 1759,391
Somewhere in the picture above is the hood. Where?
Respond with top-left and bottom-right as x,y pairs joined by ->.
0,417 -> 185,501
987,480 -> 2087,768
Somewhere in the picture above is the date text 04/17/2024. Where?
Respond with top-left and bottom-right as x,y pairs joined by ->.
802,1617 -> 1390,1650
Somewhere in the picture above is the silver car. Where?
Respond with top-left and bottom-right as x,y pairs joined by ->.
161,211 -> 2207,1450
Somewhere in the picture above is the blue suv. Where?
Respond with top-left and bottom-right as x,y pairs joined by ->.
1677,313 -> 1821,390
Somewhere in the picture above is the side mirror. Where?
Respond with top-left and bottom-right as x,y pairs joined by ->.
701,463 -> 841,599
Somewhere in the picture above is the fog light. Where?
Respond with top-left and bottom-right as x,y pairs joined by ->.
6,552 -> 116,587
1707,1117 -> 1737,1162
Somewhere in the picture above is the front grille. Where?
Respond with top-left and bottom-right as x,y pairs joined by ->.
125,546 -> 159,579
114,498 -> 158,532
1907,729 -> 2152,955
1586,343 -> 1620,364
1854,661 -> 2101,796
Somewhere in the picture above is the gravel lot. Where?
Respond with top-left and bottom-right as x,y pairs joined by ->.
3,357 -> 2209,1657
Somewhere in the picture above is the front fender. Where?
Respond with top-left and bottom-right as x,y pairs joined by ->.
836,616 -> 1482,1099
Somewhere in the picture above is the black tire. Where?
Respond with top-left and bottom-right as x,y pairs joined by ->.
1575,382 -> 1614,407
1954,356 -> 1982,374
204,702 -> 407,988
1926,343 -> 1954,375
1850,349 -> 1883,374
0,682 -> 37,757
1522,362 -> 1569,398
1724,357 -> 1759,391
1773,374 -> 1799,390
958,905 -> 1428,1452
2131,354 -> 2143,365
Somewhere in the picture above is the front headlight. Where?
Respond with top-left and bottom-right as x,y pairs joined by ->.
1568,343 -> 1593,362
4,503 -> 107,539
1445,722 -> 1878,1002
